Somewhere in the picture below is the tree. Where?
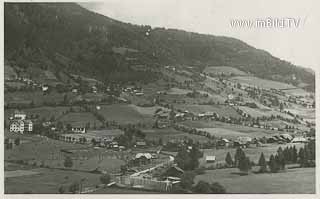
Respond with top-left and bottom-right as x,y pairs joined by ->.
268,154 -> 280,173
193,181 -> 226,193
58,186 -> 65,193
193,181 -> 212,193
258,153 -> 267,173
292,146 -> 298,163
180,171 -> 196,190
69,182 -> 80,193
100,174 -> 111,185
175,148 -> 192,170
225,152 -> 233,167
14,138 -> 20,146
234,147 -> 245,167
277,147 -> 285,170
64,156 -> 73,168
210,182 -> 226,193
238,156 -> 251,174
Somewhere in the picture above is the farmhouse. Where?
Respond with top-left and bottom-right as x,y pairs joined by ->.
205,155 -> 216,163
234,136 -> 252,148
60,129 -> 124,144
71,127 -> 86,134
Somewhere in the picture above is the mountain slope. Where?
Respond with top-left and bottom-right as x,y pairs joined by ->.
4,3 -> 315,91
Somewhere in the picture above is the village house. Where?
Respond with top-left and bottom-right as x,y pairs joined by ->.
71,127 -> 86,134
205,155 -> 216,163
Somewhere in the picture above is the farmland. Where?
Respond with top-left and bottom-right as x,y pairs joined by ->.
204,66 -> 248,76
195,167 -> 315,194
175,104 -> 241,118
230,76 -> 296,90
97,104 -> 155,125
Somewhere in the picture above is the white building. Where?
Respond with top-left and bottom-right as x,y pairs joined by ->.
9,120 -> 33,134
13,110 -> 26,120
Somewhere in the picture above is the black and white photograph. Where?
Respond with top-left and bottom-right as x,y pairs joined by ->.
3,0 -> 318,195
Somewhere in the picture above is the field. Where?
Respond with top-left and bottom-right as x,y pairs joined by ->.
181,120 -> 280,138
5,168 -> 101,194
143,128 -> 210,143
230,76 -> 296,90
195,167 -> 315,193
204,66 -> 247,76
5,134 -> 127,173
97,104 -> 155,125
167,87 -> 192,95
59,112 -> 103,127
4,91 -> 77,106
237,106 -> 294,119
175,104 -> 241,118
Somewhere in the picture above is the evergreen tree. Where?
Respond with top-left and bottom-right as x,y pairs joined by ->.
225,152 -> 233,167
258,152 -> 267,173
292,145 -> 298,163
277,147 -> 285,170
268,154 -> 280,173
238,155 -> 251,174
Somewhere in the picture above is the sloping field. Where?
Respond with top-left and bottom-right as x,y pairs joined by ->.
59,112 -> 102,127
97,104 -> 154,125
195,167 -> 315,194
181,121 -> 280,137
237,106 -> 294,119
204,66 -> 247,76
230,76 -> 296,89
5,168 -> 101,194
176,104 -> 241,118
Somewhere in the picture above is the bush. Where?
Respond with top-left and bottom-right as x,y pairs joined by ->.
100,174 -> 111,185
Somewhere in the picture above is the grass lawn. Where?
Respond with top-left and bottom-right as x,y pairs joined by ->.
195,167 -> 315,193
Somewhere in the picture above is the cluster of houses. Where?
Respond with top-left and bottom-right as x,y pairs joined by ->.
122,85 -> 144,96
59,129 -> 125,149
9,110 -> 33,134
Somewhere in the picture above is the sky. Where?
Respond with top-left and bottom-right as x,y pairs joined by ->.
80,0 -> 320,71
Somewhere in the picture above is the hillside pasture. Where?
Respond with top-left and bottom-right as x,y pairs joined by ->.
175,104 -> 241,118
97,104 -> 154,125
230,76 -> 296,90
5,168 -> 101,194
204,66 -> 247,76
143,128 -> 210,143
195,167 -> 315,193
59,112 -> 102,127
181,121 -> 282,137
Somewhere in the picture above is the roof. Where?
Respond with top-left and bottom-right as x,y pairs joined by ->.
235,136 -> 252,144
291,137 -> 307,142
280,134 -> 293,140
86,129 -> 124,137
135,153 -> 152,159
136,141 -> 147,146
206,156 -> 216,161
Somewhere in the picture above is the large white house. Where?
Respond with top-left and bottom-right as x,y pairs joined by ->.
9,119 -> 33,134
